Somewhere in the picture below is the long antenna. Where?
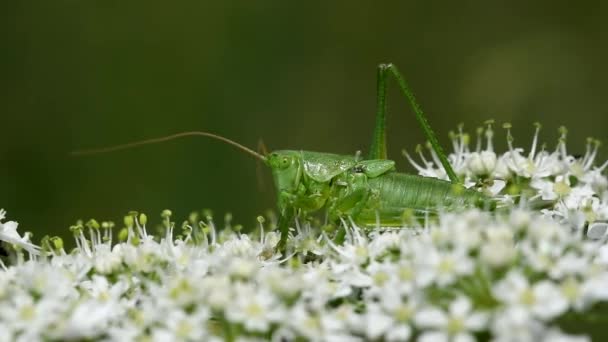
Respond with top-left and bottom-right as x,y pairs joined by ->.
71,131 -> 267,162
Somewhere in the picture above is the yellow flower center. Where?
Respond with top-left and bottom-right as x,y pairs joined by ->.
519,288 -> 536,306
373,271 -> 389,286
245,302 -> 264,317
561,278 -> 580,301
394,305 -> 413,322
398,266 -> 414,281
447,317 -> 464,334
553,181 -> 571,197
438,257 -> 455,274
19,305 -> 35,321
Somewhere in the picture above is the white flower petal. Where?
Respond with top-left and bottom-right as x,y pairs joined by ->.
450,297 -> 472,317
418,331 -> 449,342
415,308 -> 447,328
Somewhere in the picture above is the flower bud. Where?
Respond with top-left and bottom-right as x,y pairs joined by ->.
139,213 -> 147,226
86,219 -> 100,230
467,151 -> 497,176
123,215 -> 134,228
118,228 -> 129,242
50,237 -> 64,251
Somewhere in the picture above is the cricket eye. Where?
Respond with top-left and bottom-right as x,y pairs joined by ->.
280,157 -> 290,169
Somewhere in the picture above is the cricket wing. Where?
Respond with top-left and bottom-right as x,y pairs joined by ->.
301,151 -> 357,183
357,159 -> 396,178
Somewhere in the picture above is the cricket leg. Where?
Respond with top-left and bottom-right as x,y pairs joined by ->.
276,208 -> 295,251
327,172 -> 370,222
369,64 -> 389,160
327,172 -> 370,245
368,64 -> 460,184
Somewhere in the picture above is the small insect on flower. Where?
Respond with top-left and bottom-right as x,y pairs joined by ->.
72,64 -> 497,249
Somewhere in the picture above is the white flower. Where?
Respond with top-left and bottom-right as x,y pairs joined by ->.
493,271 -> 568,321
549,252 -> 590,279
218,234 -> 258,259
379,289 -> 421,341
581,272 -> 608,303
320,304 -> 361,339
0,293 -> 63,337
0,323 -> 14,342
92,243 -> 123,274
530,178 -> 559,201
258,267 -> 302,301
596,244 -> 608,265
491,306 -> 546,342
80,275 -> 128,302
403,148 -> 449,180
290,222 -> 326,256
289,304 -> 324,340
360,285 -> 419,341
225,284 -> 283,332
558,277 -> 586,311
542,328 -> 590,342
227,256 -> 258,279
581,166 -> 608,193
415,297 -> 487,342
199,275 -> 233,310
480,239 -> 516,268
366,261 -> 397,292
162,308 -> 209,341
467,151 -> 497,176
441,211 -> 484,251
0,209 -> 40,255
119,238 -> 162,272
327,228 -> 370,267
362,303 -> 394,340
54,299 -> 116,340
415,245 -> 474,286
367,230 -> 401,259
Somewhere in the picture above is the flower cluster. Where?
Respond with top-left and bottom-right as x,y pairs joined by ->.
0,123 -> 606,341
0,210 -> 606,340
405,122 -> 608,235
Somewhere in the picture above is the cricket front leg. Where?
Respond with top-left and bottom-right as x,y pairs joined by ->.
276,207 -> 295,251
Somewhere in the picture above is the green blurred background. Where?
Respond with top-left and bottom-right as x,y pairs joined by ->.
2,1 -> 608,241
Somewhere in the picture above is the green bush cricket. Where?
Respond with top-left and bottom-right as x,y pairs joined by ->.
73,64 -> 490,248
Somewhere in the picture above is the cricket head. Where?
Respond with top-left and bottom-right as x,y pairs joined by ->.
266,150 -> 302,204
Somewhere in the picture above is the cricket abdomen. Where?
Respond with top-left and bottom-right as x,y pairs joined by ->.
354,172 -> 486,226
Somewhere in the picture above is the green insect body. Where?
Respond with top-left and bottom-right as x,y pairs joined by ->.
267,150 -> 485,232
73,63 -> 493,249
357,173 -> 486,225
264,63 -> 492,247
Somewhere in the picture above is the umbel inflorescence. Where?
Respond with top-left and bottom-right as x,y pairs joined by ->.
1,124 -> 607,341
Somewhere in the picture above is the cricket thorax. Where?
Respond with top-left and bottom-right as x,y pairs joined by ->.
268,150 -> 338,213
268,150 -> 399,217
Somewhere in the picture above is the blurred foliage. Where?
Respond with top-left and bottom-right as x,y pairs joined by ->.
1,1 -> 607,241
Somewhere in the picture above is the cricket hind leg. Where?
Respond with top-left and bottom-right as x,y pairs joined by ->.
368,63 -> 460,184
369,65 -> 390,160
